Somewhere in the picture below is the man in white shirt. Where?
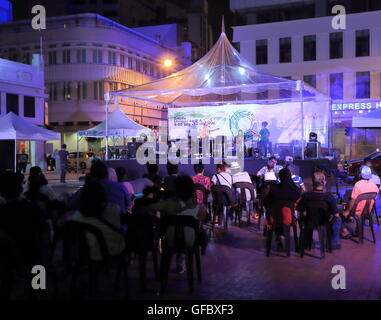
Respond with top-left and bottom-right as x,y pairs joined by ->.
211,163 -> 233,188
230,161 -> 255,201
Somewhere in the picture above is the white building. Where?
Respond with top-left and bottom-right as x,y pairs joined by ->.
0,13 -> 190,152
0,55 -> 47,170
232,8 -> 381,158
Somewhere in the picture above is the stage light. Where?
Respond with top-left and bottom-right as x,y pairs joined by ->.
238,67 -> 246,75
163,58 -> 173,68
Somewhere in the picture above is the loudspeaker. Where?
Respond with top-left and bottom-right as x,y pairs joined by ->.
309,132 -> 317,142
306,142 -> 319,158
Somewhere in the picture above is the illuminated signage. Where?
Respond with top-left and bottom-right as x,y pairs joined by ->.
331,101 -> 381,112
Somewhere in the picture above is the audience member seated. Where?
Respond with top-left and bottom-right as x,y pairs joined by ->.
257,160 -> 278,182
131,185 -> 161,216
69,161 -> 131,214
296,172 -> 342,249
286,164 -> 306,193
25,166 -> 57,201
0,171 -> 48,268
107,167 -> 118,182
154,176 -> 208,273
266,168 -> 301,249
67,181 -> 125,261
342,166 -> 379,238
163,163 -> 179,198
115,167 -> 135,195
230,161 -> 254,201
257,156 -> 283,178
211,162 -> 233,187
192,163 -> 211,205
143,163 -> 163,188
211,162 -> 237,207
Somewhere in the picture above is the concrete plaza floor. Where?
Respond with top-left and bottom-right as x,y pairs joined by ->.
32,172 -> 381,300
125,219 -> 381,300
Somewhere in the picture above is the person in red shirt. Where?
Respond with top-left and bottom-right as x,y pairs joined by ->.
192,163 -> 211,205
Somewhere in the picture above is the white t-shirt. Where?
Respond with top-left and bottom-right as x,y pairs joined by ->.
232,171 -> 255,200
211,172 -> 233,188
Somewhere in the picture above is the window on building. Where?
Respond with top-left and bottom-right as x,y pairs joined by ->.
120,55 -> 125,67
108,52 -> 116,65
109,82 -> 118,92
128,56 -> 133,69
76,49 -> 86,63
329,73 -> 343,100
93,81 -> 103,100
77,82 -> 81,100
62,50 -> 71,64
22,53 -> 30,64
330,32 -> 343,59
303,74 -> 316,88
136,59 -> 141,72
63,82 -> 72,100
143,62 -> 147,74
6,93 -> 19,115
356,71 -> 371,99
23,96 -> 35,118
256,39 -> 268,65
48,51 -> 57,65
303,35 -> 316,61
82,82 -> 87,99
356,29 -> 370,57
279,37 -> 291,63
93,49 -> 103,64
48,83 -> 57,101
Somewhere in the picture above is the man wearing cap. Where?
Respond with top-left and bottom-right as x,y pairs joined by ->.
342,165 -> 379,237
230,161 -> 255,201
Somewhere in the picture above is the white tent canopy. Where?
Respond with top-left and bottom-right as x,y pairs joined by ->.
352,109 -> 381,128
0,112 -> 60,172
0,112 -> 60,141
77,107 -> 150,138
109,30 -> 328,106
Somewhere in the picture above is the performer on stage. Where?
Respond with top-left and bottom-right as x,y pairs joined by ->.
258,121 -> 271,157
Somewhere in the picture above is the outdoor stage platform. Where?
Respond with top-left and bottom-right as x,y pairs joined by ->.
105,158 -> 338,181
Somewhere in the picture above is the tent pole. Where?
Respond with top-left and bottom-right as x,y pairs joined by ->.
14,139 -> 17,173
300,81 -> 305,160
76,134 -> 79,178
104,93 -> 110,161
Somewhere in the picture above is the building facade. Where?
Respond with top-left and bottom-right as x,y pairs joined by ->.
232,6 -> 381,158
0,13 -> 190,151
12,0 -> 213,62
0,55 -> 47,170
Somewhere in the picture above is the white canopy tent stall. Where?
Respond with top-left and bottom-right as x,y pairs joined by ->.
0,112 -> 60,171
77,107 -> 150,169
107,24 -> 331,159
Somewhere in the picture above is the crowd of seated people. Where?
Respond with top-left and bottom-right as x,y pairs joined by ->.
0,153 -> 380,298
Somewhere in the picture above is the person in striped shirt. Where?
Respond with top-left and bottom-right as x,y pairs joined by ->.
286,164 -> 306,192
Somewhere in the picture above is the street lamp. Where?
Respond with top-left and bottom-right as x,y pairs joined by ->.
163,58 -> 173,68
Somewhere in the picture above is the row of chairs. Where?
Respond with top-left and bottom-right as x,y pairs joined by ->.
265,192 -> 378,259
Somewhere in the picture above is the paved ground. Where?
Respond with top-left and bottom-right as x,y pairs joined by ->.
17,172 -> 380,300
123,217 -> 381,300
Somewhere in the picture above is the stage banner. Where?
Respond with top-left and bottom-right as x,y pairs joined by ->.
168,102 -> 330,146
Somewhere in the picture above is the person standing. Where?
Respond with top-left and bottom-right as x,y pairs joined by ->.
58,144 -> 69,183
259,121 -> 271,157
17,149 -> 29,174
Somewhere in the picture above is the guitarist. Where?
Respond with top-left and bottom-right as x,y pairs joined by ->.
259,121 -> 271,157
